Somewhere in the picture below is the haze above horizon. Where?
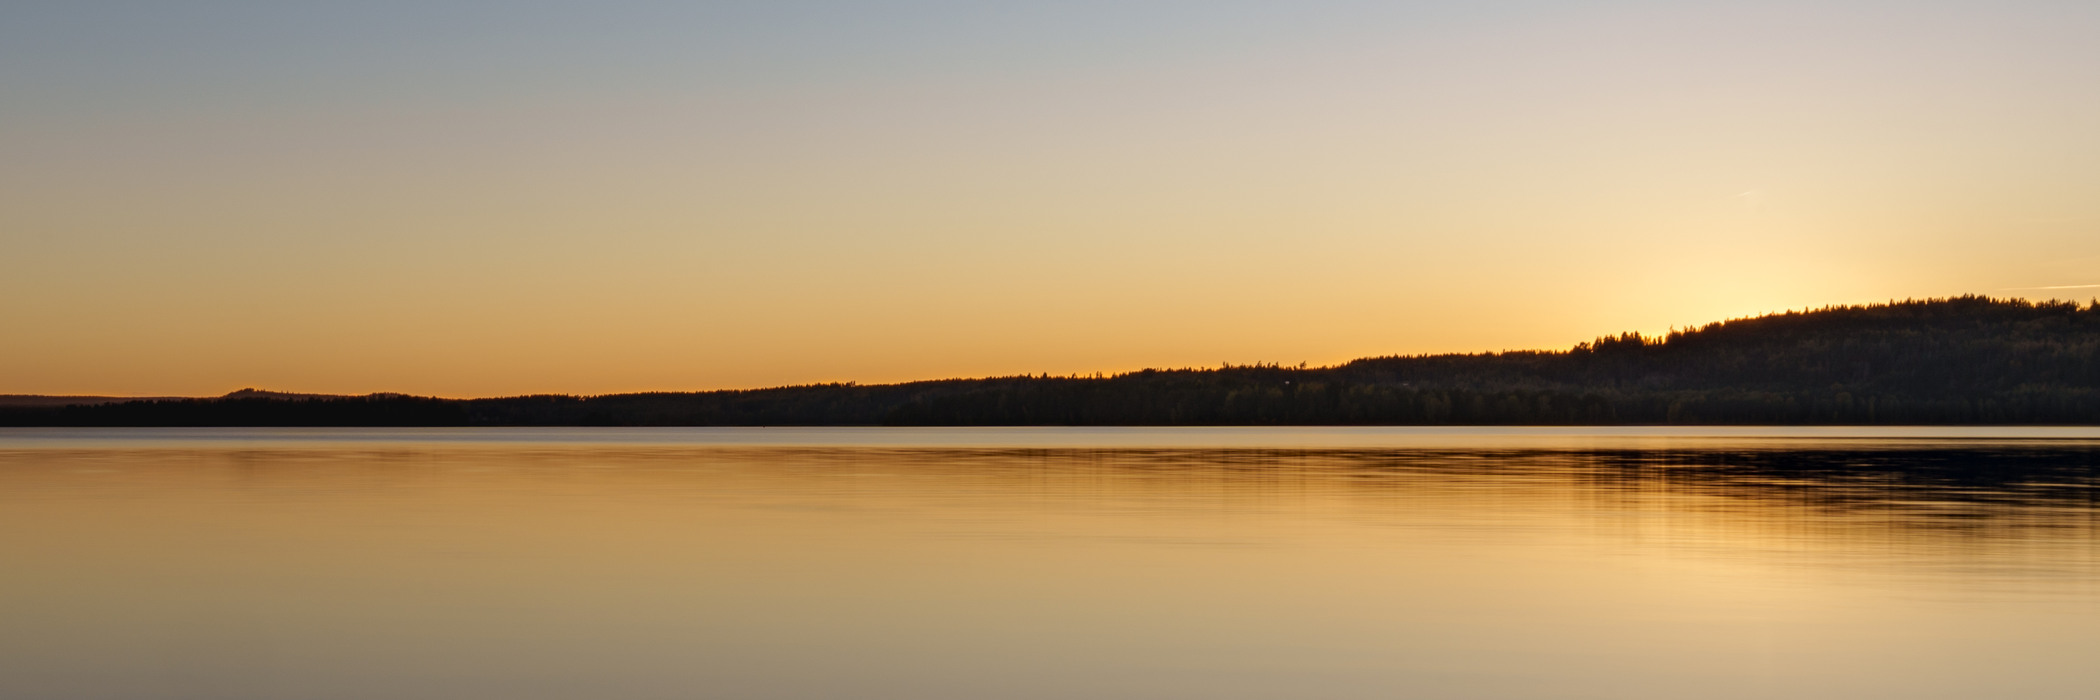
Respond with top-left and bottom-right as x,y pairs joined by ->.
6,1 -> 2097,397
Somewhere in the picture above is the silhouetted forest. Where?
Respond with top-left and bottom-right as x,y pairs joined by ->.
7,296 -> 2098,426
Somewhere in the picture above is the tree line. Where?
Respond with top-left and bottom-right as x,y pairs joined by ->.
7,296 -> 2098,426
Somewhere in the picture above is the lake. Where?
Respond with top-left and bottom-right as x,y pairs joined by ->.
3,427 -> 2097,699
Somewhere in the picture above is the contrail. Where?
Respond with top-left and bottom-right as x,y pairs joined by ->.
2001,283 -> 2100,290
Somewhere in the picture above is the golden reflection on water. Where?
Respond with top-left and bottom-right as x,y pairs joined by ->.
1,431 -> 2097,700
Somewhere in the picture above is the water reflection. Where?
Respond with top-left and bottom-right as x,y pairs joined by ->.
2,432 -> 2098,700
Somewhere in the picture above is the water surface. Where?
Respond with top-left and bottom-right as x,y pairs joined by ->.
3,427 -> 2096,699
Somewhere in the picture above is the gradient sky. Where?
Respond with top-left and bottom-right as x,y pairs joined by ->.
4,0 -> 2097,397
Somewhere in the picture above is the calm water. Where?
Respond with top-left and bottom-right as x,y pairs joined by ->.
3,427 -> 2097,700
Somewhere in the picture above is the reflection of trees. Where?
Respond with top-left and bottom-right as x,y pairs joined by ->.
862,446 -> 2100,565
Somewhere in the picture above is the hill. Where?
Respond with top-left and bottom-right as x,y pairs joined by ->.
5,296 -> 2097,426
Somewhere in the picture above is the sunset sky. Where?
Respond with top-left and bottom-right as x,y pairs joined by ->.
4,1 -> 2097,397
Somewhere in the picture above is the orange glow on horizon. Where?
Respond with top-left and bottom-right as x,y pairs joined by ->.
4,3 -> 2096,397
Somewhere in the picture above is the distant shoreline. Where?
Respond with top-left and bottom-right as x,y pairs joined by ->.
7,296 -> 2098,427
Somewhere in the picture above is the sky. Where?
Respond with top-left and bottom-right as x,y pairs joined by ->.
3,0 -> 2097,397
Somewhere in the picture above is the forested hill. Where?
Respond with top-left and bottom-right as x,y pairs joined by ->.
9,296 -> 2100,426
